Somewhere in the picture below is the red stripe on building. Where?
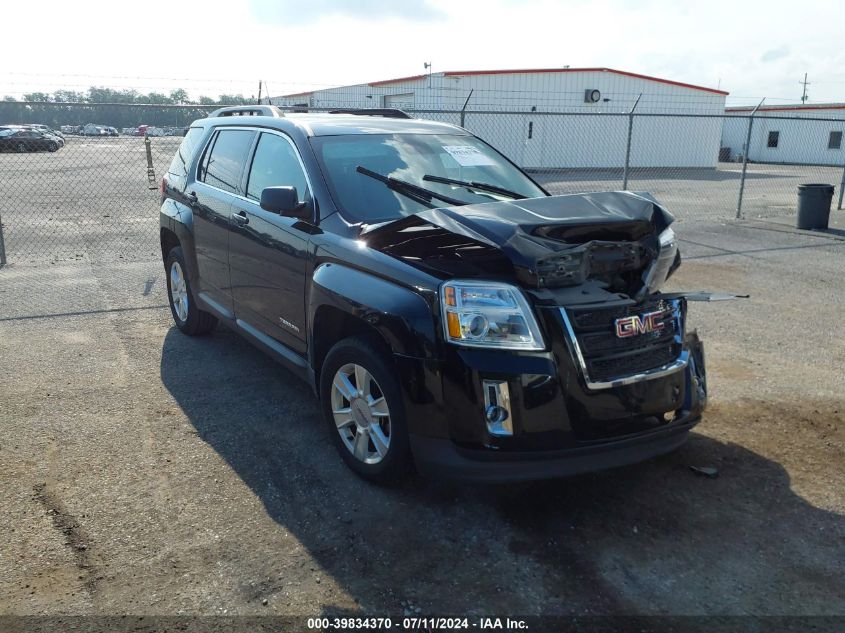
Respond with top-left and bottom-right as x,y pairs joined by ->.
367,73 -> 428,87
726,104 -> 845,112
442,67 -> 729,95
280,67 -> 728,98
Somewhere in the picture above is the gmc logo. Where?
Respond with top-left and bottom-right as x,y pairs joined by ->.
615,310 -> 667,338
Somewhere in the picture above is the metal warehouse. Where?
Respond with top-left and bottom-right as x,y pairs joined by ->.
273,68 -> 728,170
721,103 -> 845,166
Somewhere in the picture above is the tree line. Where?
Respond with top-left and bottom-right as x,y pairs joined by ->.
0,87 -> 254,129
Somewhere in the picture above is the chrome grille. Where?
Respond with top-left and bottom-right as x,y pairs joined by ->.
560,299 -> 687,389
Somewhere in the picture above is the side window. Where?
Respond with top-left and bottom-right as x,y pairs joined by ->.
828,131 -> 842,150
166,127 -> 205,190
245,133 -> 309,203
767,131 -> 780,148
200,129 -> 255,194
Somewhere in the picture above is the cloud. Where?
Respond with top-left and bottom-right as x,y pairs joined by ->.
760,46 -> 790,63
249,0 -> 444,25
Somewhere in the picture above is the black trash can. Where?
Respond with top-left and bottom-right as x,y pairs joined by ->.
796,183 -> 834,229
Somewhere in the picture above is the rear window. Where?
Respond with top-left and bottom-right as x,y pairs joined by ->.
166,127 -> 205,191
199,129 -> 255,195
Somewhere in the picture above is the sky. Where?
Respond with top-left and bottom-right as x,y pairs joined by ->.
1,0 -> 843,106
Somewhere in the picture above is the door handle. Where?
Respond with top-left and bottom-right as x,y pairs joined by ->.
232,210 -> 249,225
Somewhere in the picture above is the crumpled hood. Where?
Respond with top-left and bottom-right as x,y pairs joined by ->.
362,191 -> 676,290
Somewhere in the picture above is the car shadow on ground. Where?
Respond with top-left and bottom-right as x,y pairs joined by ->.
160,326 -> 845,616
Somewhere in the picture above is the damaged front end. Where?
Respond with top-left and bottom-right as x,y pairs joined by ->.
366,191 -> 720,460
362,190 -> 681,301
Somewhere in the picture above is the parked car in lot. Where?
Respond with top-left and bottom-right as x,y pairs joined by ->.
26,124 -> 64,140
0,127 -> 63,152
159,105 -> 715,483
82,124 -> 107,136
82,124 -> 118,136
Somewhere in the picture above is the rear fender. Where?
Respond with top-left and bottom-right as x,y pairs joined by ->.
160,199 -> 199,286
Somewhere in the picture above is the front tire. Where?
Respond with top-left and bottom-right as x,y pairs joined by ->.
319,337 -> 411,484
48,141 -> 58,152
165,246 -> 217,335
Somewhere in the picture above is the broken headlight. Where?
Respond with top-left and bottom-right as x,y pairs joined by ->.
643,227 -> 679,294
440,281 -> 545,350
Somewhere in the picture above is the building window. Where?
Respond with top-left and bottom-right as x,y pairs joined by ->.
828,131 -> 842,150
767,131 -> 780,148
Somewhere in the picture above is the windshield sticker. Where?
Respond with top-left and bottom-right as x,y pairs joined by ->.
442,145 -> 497,167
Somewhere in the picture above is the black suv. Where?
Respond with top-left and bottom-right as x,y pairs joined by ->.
159,105 -> 708,483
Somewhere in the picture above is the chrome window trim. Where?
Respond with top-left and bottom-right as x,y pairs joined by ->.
558,301 -> 688,391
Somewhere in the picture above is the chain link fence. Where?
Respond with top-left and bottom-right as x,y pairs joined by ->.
1,96 -> 843,319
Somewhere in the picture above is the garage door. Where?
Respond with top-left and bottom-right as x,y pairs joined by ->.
384,93 -> 414,110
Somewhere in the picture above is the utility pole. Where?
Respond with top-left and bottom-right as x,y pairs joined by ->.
800,73 -> 810,104
257,80 -> 262,105
424,62 -> 432,88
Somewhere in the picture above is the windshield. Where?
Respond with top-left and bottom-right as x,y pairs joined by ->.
310,133 -> 546,224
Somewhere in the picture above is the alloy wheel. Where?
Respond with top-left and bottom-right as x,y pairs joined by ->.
169,261 -> 189,322
330,363 -> 392,464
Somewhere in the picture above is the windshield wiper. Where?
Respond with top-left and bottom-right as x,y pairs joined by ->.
422,174 -> 527,200
356,166 -> 467,208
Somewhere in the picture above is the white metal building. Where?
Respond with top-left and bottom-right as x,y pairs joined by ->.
273,68 -> 728,169
721,104 -> 845,166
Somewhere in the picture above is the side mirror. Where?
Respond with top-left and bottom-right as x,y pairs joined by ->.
260,186 -> 310,220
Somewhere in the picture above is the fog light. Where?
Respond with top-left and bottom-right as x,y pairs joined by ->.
482,379 -> 512,436
486,405 -> 508,423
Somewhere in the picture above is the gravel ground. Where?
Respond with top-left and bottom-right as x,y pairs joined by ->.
1,216 -> 843,621
0,136 -> 177,264
535,162 -> 845,222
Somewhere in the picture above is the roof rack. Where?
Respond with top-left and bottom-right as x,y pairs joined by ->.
327,108 -> 413,119
208,105 -> 285,118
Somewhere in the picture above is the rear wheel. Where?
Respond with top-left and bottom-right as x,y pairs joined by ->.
16,142 -> 26,153
320,337 -> 411,484
165,246 -> 217,335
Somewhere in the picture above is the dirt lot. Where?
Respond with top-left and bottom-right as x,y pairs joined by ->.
1,133 -> 844,624
0,136 -> 178,264
1,216 -> 844,623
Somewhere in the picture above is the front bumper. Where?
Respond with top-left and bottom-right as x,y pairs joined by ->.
397,298 -> 707,483
410,412 -> 700,483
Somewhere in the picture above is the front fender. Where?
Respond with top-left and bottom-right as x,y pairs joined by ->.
308,263 -> 446,437
308,263 -> 437,360
308,264 -> 436,358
